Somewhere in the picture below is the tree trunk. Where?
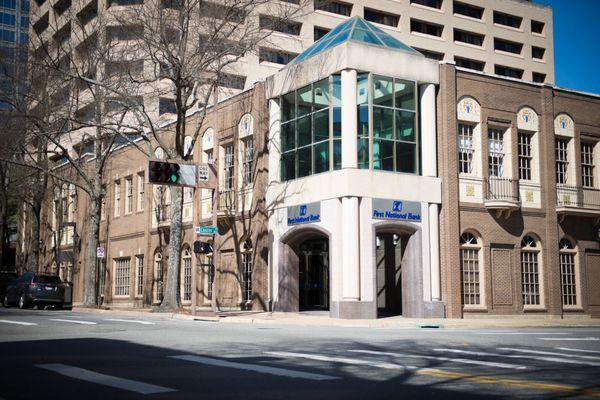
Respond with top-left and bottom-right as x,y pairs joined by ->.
160,185 -> 183,311
82,183 -> 102,306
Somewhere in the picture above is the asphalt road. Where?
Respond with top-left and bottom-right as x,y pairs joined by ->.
1,308 -> 599,399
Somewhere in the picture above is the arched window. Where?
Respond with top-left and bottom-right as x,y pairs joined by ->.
154,147 -> 165,160
154,251 -> 164,303
559,238 -> 578,306
521,235 -> 541,306
181,247 -> 193,303
241,239 -> 253,304
457,96 -> 482,177
460,232 -> 482,306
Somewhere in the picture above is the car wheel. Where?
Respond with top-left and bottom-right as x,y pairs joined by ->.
18,294 -> 29,309
2,295 -> 9,308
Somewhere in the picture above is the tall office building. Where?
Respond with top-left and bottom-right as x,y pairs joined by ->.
0,0 -> 28,108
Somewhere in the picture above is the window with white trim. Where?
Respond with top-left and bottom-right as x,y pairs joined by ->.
518,132 -> 532,181
137,172 -> 145,211
521,235 -> 541,306
488,128 -> 504,177
242,246 -> 252,303
114,180 -> 121,217
224,144 -> 234,190
182,248 -> 192,302
135,255 -> 144,297
206,254 -> 214,301
458,123 -> 474,174
581,142 -> 594,188
125,176 -> 133,214
559,238 -> 578,306
154,252 -> 164,303
242,138 -> 254,186
555,138 -> 569,184
460,232 -> 481,306
114,258 -> 130,296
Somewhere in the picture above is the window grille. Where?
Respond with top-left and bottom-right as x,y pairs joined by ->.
242,251 -> 253,302
224,144 -> 234,190
137,172 -> 145,211
243,138 -> 254,186
154,253 -> 164,302
182,250 -> 192,302
125,177 -> 133,213
555,138 -> 569,184
518,132 -> 532,180
206,255 -> 214,300
460,232 -> 480,305
458,124 -> 474,174
114,258 -> 130,296
581,142 -> 594,188
521,236 -> 540,306
488,128 -> 504,177
559,238 -> 577,306
136,255 -> 144,296
114,180 -> 120,217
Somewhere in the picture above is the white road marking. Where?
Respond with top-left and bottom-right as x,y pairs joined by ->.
498,347 -> 600,361
557,347 -> 600,355
350,349 -> 526,370
476,332 -> 568,335
538,337 -> 600,341
49,319 -> 96,325
171,354 -> 339,381
433,348 -> 600,367
265,351 -> 417,371
0,319 -> 37,326
36,364 -> 175,394
104,319 -> 155,325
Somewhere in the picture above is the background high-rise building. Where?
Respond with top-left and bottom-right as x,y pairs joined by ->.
0,0 -> 28,108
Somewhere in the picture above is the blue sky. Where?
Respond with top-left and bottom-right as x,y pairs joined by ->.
534,0 -> 600,94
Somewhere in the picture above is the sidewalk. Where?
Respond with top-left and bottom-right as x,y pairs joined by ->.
72,306 -> 600,329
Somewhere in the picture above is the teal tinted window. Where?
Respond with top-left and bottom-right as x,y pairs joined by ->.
358,138 -> 369,169
374,139 -> 394,171
358,105 -> 369,137
357,73 -> 369,105
397,142 -> 416,173
373,76 -> 393,107
395,111 -> 415,141
333,139 -> 342,170
395,79 -> 415,110
373,107 -> 394,139
280,77 -> 333,181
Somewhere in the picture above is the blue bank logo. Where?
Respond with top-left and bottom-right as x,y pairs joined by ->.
372,198 -> 422,222
299,205 -> 307,216
392,201 -> 403,212
288,202 -> 321,226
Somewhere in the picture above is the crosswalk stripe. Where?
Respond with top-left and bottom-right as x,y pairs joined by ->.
170,354 -> 339,381
266,351 -> 417,371
350,349 -> 526,370
476,332 -> 568,335
538,337 -> 600,341
433,348 -> 600,367
36,364 -> 176,394
557,347 -> 600,354
49,319 -> 96,325
104,319 -> 155,325
0,319 -> 37,326
498,347 -> 600,361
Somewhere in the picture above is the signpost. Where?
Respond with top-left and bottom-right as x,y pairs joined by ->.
96,246 -> 105,258
195,226 -> 219,235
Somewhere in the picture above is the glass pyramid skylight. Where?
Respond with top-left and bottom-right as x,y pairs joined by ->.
291,16 -> 422,65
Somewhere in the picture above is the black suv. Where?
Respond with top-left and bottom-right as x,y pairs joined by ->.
4,272 -> 65,309
0,271 -> 17,306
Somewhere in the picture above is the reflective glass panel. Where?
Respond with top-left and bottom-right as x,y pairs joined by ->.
314,141 -> 329,174
313,79 -> 330,110
297,85 -> 312,117
373,107 -> 394,139
395,111 -> 415,142
358,138 -> 369,169
281,92 -> 295,121
357,73 -> 369,105
297,146 -> 311,178
396,142 -> 416,173
332,75 -> 341,107
373,139 -> 394,171
281,121 -> 295,152
395,79 -> 415,110
297,115 -> 312,147
313,109 -> 329,142
358,105 -> 369,137
333,107 -> 341,137
333,139 -> 342,170
281,151 -> 296,181
373,76 -> 393,107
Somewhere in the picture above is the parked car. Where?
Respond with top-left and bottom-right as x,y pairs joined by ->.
4,272 -> 65,309
0,271 -> 17,306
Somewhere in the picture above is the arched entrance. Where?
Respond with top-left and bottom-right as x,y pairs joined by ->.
298,238 -> 329,311
374,223 -> 420,317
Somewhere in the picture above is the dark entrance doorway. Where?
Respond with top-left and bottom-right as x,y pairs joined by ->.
298,238 -> 329,311
376,233 -> 408,316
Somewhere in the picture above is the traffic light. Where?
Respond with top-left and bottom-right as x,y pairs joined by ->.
149,161 -> 181,185
193,240 -> 212,254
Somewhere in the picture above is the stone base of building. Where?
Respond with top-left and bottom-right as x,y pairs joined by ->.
331,301 -> 377,319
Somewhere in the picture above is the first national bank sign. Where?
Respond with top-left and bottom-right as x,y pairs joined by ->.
287,202 -> 321,226
372,198 -> 421,222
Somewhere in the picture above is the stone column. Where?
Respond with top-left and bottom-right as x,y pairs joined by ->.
341,69 -> 357,169
420,83 -> 441,302
340,69 -> 360,301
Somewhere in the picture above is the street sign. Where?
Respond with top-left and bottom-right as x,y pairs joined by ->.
96,247 -> 105,258
197,165 -> 209,182
195,226 -> 219,235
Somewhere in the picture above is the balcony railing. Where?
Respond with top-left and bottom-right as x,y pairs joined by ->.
556,185 -> 600,211
155,204 -> 170,224
218,189 -> 236,212
484,177 -> 519,203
